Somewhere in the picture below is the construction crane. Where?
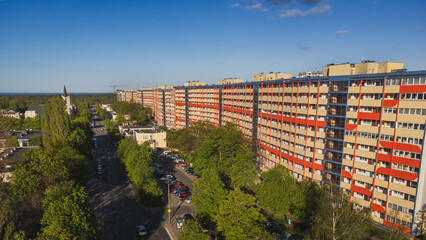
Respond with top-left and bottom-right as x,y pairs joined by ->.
109,85 -> 128,93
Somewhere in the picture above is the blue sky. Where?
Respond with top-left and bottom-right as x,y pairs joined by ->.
0,0 -> 425,93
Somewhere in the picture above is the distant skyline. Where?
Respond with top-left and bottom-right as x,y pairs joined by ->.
0,0 -> 425,93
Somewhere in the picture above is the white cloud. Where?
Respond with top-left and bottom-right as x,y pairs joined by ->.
279,1 -> 330,18
334,30 -> 349,36
228,3 -> 241,8
229,0 -> 331,18
245,3 -> 269,12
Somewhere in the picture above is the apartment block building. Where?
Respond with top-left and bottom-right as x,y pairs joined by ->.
323,60 -> 404,76
153,85 -> 175,129
118,67 -> 426,235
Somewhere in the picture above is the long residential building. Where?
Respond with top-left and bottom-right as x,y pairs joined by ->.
117,63 -> 426,235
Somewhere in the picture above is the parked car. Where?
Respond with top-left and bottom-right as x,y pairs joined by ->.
186,169 -> 194,175
288,234 -> 304,240
171,184 -> 183,191
136,225 -> 147,236
179,192 -> 190,201
183,213 -> 194,222
184,196 -> 192,203
178,163 -> 188,168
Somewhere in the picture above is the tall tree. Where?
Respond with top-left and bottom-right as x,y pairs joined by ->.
41,96 -> 71,149
254,165 -> 298,215
291,179 -> 321,223
179,220 -> 210,240
417,204 -> 426,238
192,168 -> 227,222
38,184 -> 99,240
217,189 -> 275,240
310,186 -> 371,240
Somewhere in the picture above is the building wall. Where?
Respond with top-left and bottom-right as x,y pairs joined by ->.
117,71 -> 426,235
134,131 -> 167,148
253,73 -> 292,82
221,83 -> 255,140
323,62 -> 404,76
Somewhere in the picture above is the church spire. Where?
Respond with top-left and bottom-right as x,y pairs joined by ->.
63,85 -> 68,97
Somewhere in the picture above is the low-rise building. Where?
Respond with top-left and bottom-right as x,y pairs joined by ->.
25,105 -> 43,118
119,126 -> 167,149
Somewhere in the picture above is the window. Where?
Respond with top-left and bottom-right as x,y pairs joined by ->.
383,107 -> 397,114
399,108 -> 426,115
397,122 -> 425,130
393,150 -> 421,160
401,77 -> 426,85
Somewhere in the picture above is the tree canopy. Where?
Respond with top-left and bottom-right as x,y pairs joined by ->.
38,184 -> 99,240
217,188 -> 274,240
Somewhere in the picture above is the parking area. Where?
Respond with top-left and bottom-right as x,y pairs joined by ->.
153,150 -> 197,232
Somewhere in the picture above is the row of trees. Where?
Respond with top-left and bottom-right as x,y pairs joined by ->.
95,105 -> 122,142
111,101 -> 152,126
0,117 -> 41,131
115,138 -> 163,206
1,96 -> 99,239
0,94 -> 115,113
170,123 -> 409,240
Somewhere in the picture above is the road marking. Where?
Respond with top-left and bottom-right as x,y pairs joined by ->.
164,225 -> 176,240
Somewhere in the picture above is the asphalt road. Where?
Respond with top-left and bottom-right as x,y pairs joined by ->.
86,109 -> 172,240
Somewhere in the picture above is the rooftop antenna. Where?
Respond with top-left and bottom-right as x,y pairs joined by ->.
109,85 -> 128,93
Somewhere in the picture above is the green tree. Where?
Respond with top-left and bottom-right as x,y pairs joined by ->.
7,136 -> 19,147
192,168 -> 227,222
41,96 -> 71,149
217,188 -> 274,240
11,148 -> 69,200
38,184 -> 99,240
54,146 -> 89,185
416,204 -> 426,238
179,220 -> 210,240
255,165 -> 298,215
310,185 -> 371,240
291,179 -> 321,223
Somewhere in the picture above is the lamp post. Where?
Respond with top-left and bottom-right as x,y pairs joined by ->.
168,182 -> 171,221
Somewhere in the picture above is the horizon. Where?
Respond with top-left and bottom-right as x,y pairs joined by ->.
0,0 -> 425,92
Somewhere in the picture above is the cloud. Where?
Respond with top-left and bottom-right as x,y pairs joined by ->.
299,45 -> 312,50
229,2 -> 269,12
334,30 -> 349,36
229,0 -> 331,18
228,3 -> 240,8
246,3 -> 269,12
262,0 -> 325,6
279,1 -> 330,18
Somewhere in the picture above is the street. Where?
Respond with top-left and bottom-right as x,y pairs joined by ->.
86,108 -> 196,240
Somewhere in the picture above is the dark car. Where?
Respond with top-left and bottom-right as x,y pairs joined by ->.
183,213 -> 194,222
288,234 -> 304,240
136,225 -> 147,236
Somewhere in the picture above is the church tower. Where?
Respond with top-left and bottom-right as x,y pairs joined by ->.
61,86 -> 74,115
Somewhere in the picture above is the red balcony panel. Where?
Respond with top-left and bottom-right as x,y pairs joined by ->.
376,167 -> 390,175
317,121 -> 327,128
372,203 -> 385,213
393,156 -> 420,168
342,170 -> 352,179
304,161 -> 313,168
314,163 -> 323,170
379,141 -> 393,149
175,117 -> 185,122
175,102 -> 185,106
383,100 -> 398,107
296,118 -> 308,125
345,124 -> 357,131
383,220 -> 411,234
400,85 -> 426,93
394,142 -> 422,153
358,112 -> 381,121
377,153 -> 392,162
390,169 -> 418,181
351,185 -> 372,196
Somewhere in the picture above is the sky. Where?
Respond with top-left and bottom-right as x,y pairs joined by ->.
0,0 -> 425,93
